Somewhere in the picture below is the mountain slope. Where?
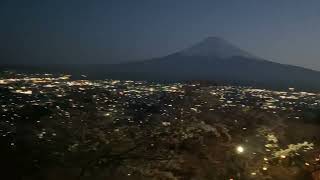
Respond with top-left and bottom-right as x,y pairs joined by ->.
178,37 -> 255,59
108,37 -> 320,90
1,37 -> 320,91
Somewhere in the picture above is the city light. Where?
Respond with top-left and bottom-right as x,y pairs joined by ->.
236,146 -> 245,154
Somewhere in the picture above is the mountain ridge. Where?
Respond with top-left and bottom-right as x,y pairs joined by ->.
1,37 -> 320,91
110,37 -> 320,90
177,36 -> 256,59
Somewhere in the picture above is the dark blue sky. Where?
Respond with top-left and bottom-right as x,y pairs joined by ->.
1,0 -> 320,70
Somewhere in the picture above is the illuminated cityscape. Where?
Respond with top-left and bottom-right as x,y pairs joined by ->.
1,71 -> 319,179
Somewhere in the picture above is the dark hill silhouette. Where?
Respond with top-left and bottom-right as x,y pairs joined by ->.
105,37 -> 320,90
178,36 -> 255,59
1,37 -> 320,91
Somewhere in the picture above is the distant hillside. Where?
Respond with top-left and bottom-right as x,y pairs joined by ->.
108,37 -> 320,90
1,37 -> 320,91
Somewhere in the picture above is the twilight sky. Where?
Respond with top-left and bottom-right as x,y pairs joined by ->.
1,0 -> 320,70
